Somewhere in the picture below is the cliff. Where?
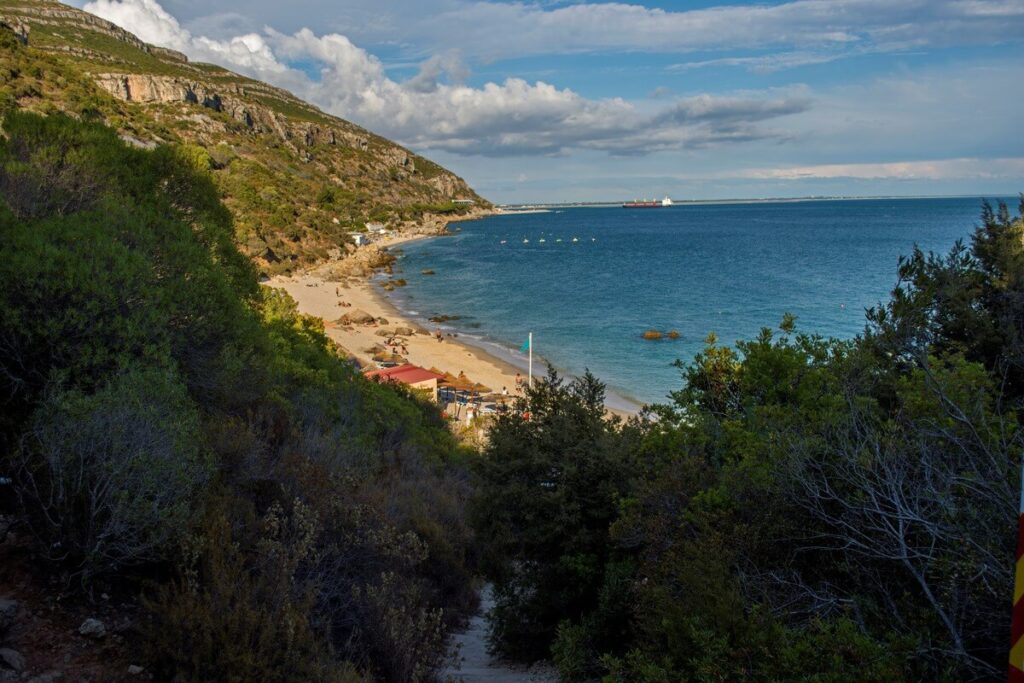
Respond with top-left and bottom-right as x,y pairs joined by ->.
0,0 -> 489,273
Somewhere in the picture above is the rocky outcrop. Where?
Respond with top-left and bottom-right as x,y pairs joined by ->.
93,73 -> 380,157
0,17 -> 28,44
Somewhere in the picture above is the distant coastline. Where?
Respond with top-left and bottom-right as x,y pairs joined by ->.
499,193 -> 1006,211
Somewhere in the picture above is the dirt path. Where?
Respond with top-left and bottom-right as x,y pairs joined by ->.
441,585 -> 556,682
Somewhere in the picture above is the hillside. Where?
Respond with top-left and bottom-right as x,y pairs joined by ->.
0,0 -> 489,273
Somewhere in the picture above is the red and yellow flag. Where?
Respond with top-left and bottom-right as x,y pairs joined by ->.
1011,462 -> 1024,683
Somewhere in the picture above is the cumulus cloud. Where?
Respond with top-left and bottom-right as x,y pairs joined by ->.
84,0 -> 809,157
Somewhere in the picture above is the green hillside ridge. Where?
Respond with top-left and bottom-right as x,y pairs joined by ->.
0,0 -> 489,274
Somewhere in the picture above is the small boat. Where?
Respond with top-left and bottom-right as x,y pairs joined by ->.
539,238 -> 546,243
500,240 -> 507,244
591,238 -> 596,242
555,238 -> 563,243
572,237 -> 579,243
522,238 -> 529,244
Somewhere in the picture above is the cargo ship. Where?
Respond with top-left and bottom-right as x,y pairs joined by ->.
623,196 -> 673,208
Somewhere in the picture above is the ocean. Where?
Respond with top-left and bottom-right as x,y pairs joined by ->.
382,197 -> 1015,407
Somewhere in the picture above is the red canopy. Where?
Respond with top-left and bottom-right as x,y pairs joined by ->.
364,364 -> 445,385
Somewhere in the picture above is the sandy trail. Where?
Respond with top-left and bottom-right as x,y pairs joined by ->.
441,585 -> 556,683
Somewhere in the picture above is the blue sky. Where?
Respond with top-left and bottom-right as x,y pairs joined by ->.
76,0 -> 1024,203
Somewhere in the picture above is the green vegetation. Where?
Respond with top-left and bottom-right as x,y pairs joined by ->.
0,2 -> 487,274
473,199 -> 1024,681
0,110 -> 476,680
0,11 -> 1017,681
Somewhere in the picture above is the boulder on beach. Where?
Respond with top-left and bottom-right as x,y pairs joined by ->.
339,309 -> 375,325
376,317 -> 389,325
394,326 -> 414,336
642,329 -> 663,340
375,328 -> 395,337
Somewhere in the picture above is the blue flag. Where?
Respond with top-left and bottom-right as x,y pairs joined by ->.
520,338 -> 531,352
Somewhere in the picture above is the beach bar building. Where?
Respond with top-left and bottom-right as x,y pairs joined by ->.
364,364 -> 445,401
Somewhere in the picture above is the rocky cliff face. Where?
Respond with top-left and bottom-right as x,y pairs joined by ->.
93,73 -> 377,158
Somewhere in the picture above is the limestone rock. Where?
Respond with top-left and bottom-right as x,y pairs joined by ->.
340,309 -> 375,325
0,648 -> 24,672
78,618 -> 106,639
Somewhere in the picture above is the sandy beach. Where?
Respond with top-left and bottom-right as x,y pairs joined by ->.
268,232 -> 535,402
269,229 -> 640,417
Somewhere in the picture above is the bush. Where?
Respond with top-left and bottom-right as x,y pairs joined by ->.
144,502 -> 361,683
15,366 -> 211,581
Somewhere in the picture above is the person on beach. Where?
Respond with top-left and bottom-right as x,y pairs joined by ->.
502,386 -> 508,397
514,373 -> 522,390
435,328 -> 443,343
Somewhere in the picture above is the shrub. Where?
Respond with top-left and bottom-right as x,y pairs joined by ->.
144,501 -> 362,683
15,366 -> 211,581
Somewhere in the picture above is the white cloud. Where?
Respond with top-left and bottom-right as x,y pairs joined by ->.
84,0 -> 810,157
735,158 -> 1024,181
132,0 -> 1024,66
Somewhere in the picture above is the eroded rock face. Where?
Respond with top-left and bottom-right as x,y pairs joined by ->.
93,73 -> 378,157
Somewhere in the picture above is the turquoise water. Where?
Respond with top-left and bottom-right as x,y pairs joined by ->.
384,197 -> 1012,406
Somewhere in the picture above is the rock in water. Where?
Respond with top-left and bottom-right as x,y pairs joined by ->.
78,618 -> 106,639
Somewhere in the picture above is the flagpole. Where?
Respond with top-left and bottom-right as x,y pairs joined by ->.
528,332 -> 533,389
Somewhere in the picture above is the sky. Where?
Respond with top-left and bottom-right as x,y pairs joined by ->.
71,0 -> 1024,204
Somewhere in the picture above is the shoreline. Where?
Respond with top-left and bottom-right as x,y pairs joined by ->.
268,224 -> 642,418
379,276 -> 645,415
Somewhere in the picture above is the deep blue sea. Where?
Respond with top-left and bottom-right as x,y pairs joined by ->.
383,197 -> 1014,407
